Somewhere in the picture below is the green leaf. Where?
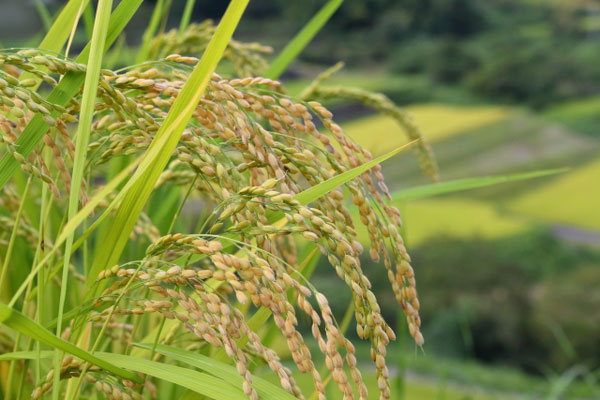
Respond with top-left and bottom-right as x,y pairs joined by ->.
179,0 -> 197,34
54,1 -> 114,397
137,0 -> 168,63
0,304 -> 142,383
10,158 -> 141,307
133,343 -> 297,400
38,0 -> 90,53
391,168 -> 568,202
0,0 -> 143,192
294,139 -> 418,206
173,140 -> 417,271
0,350 -> 53,361
94,353 -> 247,400
265,0 -> 343,79
86,0 -> 250,290
33,0 -> 53,32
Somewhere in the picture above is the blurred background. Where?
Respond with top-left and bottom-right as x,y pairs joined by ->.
2,0 -> 599,398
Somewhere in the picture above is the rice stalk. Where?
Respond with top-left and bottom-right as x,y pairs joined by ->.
300,63 -> 440,181
0,10 -> 432,400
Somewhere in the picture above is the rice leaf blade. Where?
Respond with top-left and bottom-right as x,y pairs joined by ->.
137,0 -> 167,63
86,0 -> 250,290
391,168 -> 568,202
0,0 -> 143,191
95,353 -> 247,400
265,0 -> 343,79
294,139 -> 418,206
133,343 -> 297,400
38,0 -> 90,52
0,304 -> 142,383
53,1 -> 113,397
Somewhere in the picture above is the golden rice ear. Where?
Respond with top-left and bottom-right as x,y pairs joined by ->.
149,21 -> 273,77
3,46 -> 425,400
302,84 -> 439,182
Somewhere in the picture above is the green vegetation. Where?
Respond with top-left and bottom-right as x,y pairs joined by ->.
543,95 -> 600,137
511,157 -> 600,230
1,0 -> 599,399
343,104 -> 510,155
0,2 -> 441,399
351,198 -> 527,247
401,198 -> 527,246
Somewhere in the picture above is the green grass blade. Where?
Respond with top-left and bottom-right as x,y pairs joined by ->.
0,350 -> 53,361
33,0 -> 53,32
294,139 -> 418,206
0,0 -> 142,192
134,343 -> 296,400
83,1 -> 95,40
9,158 -> 140,307
265,0 -> 343,79
0,304 -> 142,383
170,141 -> 417,271
391,168 -> 568,202
0,178 -> 31,298
179,0 -> 196,34
137,0 -> 167,63
38,0 -> 90,52
95,353 -> 247,400
54,1 -> 113,397
87,0 -> 249,290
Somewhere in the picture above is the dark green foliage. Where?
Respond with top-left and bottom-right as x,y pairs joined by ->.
391,37 -> 479,84
410,230 -> 600,372
466,38 -> 598,108
314,228 -> 600,373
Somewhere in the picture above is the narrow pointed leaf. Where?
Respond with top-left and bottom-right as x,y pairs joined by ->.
38,0 -> 90,52
54,2 -> 113,396
0,350 -> 53,361
87,0 -> 249,290
179,0 -> 197,34
137,0 -> 167,63
265,0 -> 343,79
294,139 -> 418,206
0,0 -> 143,191
0,304 -> 142,383
391,168 -> 568,202
95,353 -> 247,400
134,344 -> 296,400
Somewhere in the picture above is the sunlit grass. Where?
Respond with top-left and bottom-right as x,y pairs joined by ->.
343,103 -> 510,155
401,198 -> 527,246
510,157 -> 600,230
543,95 -> 600,136
351,198 -> 527,247
260,367 -> 497,400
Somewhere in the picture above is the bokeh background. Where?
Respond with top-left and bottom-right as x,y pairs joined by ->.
2,0 -> 599,398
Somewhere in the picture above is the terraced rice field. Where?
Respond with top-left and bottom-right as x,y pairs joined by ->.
343,103 -> 510,155
510,157 -> 600,230
351,198 -> 527,247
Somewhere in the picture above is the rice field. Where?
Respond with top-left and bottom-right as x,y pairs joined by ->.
256,357 -> 500,400
351,198 -> 527,247
543,95 -> 600,136
343,103 -> 510,155
510,157 -> 600,230
401,199 -> 528,246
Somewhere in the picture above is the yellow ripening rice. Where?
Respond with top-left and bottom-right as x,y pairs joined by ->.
511,157 -> 600,230
343,103 -> 510,155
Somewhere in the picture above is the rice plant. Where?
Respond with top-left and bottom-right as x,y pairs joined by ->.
0,1 -> 563,399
